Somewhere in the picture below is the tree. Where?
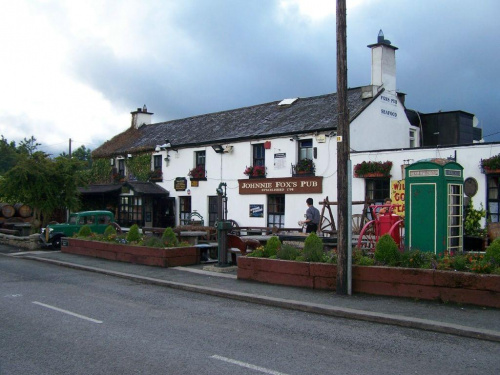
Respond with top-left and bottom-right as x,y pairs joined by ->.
17,136 -> 41,156
0,152 -> 85,228
0,136 -> 19,173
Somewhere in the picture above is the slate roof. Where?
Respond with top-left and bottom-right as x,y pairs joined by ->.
93,87 -> 372,158
79,182 -> 169,196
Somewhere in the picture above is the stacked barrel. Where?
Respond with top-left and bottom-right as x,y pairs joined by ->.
0,203 -> 33,227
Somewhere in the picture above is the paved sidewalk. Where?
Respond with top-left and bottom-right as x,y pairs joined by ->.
2,246 -> 500,342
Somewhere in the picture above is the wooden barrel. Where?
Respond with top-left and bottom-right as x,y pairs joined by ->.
14,203 -> 32,218
0,203 -> 15,218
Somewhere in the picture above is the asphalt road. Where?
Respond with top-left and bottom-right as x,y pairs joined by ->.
1,255 -> 498,375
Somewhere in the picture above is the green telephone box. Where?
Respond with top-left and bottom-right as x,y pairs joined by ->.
404,159 -> 463,254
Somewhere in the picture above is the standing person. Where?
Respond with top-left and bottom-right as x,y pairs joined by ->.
300,198 -> 320,233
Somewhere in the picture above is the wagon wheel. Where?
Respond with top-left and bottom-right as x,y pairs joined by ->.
357,220 -> 377,252
319,216 -> 335,237
228,219 -> 239,234
389,219 -> 405,251
111,222 -> 123,234
351,214 -> 366,235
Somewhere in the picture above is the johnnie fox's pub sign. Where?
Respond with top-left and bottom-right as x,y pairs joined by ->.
239,176 -> 322,195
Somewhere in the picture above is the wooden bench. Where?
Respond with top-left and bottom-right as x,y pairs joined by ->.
227,234 -> 261,264
0,228 -> 20,236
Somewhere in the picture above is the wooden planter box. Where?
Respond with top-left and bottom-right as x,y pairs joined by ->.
62,238 -> 200,267
237,257 -> 500,308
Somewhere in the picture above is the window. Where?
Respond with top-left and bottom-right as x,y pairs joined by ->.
298,139 -> 313,161
487,175 -> 500,222
119,196 -> 143,226
118,159 -> 125,177
253,144 -> 265,166
447,184 -> 463,252
195,151 -> 206,169
267,194 -> 285,228
180,196 -> 192,225
365,178 -> 390,218
154,155 -> 162,171
409,129 -> 416,148
208,196 -> 218,226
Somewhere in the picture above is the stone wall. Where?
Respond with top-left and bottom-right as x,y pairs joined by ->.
0,234 -> 41,250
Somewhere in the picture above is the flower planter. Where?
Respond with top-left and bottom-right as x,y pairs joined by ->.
482,167 -> 500,174
237,257 -> 500,308
62,238 -> 200,267
354,172 -> 388,178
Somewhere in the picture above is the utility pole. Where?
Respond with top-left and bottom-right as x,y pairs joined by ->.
69,138 -> 72,158
336,0 -> 350,295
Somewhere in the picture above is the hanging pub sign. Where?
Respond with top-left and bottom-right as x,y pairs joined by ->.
174,177 -> 187,191
239,176 -> 322,195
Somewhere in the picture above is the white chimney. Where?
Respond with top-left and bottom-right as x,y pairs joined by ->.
367,30 -> 398,94
131,104 -> 153,129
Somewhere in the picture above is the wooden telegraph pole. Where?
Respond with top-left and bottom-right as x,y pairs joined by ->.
336,0 -> 350,295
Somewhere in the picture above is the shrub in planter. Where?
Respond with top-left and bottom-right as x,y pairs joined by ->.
162,227 -> 179,247
353,249 -> 375,266
264,236 -> 281,257
77,225 -> 92,237
247,246 -> 265,257
143,235 -> 164,248
399,250 -> 433,269
126,224 -> 141,243
277,244 -> 301,260
302,232 -> 324,262
485,238 -> 500,265
103,225 -> 117,240
374,234 -> 400,266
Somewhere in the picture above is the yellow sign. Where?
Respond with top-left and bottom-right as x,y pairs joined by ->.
391,179 -> 405,217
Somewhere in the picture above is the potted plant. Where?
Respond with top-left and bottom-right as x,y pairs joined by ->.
293,158 -> 315,176
188,165 -> 206,180
354,161 -> 392,178
244,165 -> 266,178
149,169 -> 162,182
480,154 -> 500,174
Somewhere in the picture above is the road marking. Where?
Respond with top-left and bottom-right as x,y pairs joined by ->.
211,355 -> 289,375
32,301 -> 103,324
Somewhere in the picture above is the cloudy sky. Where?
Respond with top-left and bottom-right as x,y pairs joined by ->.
1,0 -> 499,156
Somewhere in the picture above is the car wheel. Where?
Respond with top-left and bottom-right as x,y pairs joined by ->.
51,237 -> 62,249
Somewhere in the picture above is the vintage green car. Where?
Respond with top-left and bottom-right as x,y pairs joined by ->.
39,210 -> 118,249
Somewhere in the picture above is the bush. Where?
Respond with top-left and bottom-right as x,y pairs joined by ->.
277,244 -> 300,260
247,246 -> 265,257
374,234 -> 400,266
103,225 -> 117,240
126,224 -> 141,242
485,238 -> 500,265
264,236 -> 281,257
162,227 -> 179,247
77,225 -> 92,237
143,235 -> 164,248
302,232 -> 324,262
399,250 -> 433,269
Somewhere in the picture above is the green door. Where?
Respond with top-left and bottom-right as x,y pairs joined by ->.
408,183 -> 436,252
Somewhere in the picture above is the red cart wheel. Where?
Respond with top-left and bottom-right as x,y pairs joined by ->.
388,219 -> 405,251
357,220 -> 377,252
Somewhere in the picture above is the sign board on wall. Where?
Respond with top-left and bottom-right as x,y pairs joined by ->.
274,153 -> 286,169
239,176 -> 322,195
249,204 -> 264,217
390,179 -> 405,217
174,177 -> 187,191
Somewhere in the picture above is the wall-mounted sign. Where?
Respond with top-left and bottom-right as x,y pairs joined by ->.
239,176 -> 323,195
249,204 -> 264,217
408,169 -> 439,177
380,94 -> 398,106
274,153 -> 286,169
445,169 -> 462,177
390,179 -> 405,217
174,177 -> 187,191
190,180 -> 199,187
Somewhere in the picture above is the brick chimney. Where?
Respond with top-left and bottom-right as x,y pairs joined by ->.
131,104 -> 153,129
367,30 -> 398,94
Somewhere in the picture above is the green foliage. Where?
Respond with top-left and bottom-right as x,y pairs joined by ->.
399,250 -> 433,269
464,199 -> 487,237
353,249 -> 375,266
277,244 -> 300,260
143,235 -> 164,248
374,234 -> 400,266
86,158 -> 112,184
354,161 -> 392,177
302,232 -> 324,262
0,136 -> 20,173
247,246 -> 265,257
126,224 -> 141,242
485,238 -> 500,265
0,152 -> 85,228
264,236 -> 281,257
77,225 -> 92,237
162,227 -> 179,247
480,153 -> 500,170
103,225 -> 117,240
126,153 -> 153,182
